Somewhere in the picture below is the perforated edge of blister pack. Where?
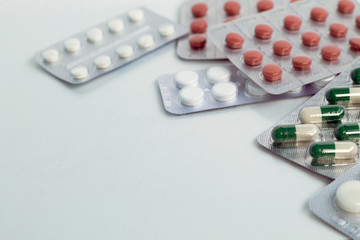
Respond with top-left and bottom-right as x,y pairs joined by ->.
309,163 -> 360,240
158,64 -> 323,115
208,0 -> 360,94
256,57 -> 360,179
34,7 -> 188,84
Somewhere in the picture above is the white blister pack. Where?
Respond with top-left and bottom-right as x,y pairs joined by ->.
309,163 -> 360,240
257,57 -> 360,179
157,64 -> 330,115
177,0 -> 295,60
34,7 -> 188,84
208,0 -> 360,94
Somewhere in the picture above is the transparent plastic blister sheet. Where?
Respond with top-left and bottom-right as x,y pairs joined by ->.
257,57 -> 360,179
208,0 -> 360,94
177,0 -> 293,60
158,64 -> 325,115
309,163 -> 360,240
34,7 -> 188,84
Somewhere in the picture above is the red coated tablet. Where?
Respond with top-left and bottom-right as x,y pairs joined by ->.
292,56 -> 312,70
350,38 -> 360,50
226,32 -> 244,49
338,0 -> 355,14
262,64 -> 282,82
290,0 -> 301,2
192,3 -> 208,18
255,24 -> 273,39
311,7 -> 329,22
330,23 -> 348,38
356,16 -> 360,28
224,16 -> 239,23
284,15 -> 302,31
257,0 -> 274,12
224,1 -> 241,16
273,40 -> 292,56
244,50 -> 263,66
302,32 -> 321,47
191,19 -> 207,33
321,45 -> 341,61
189,35 -> 207,49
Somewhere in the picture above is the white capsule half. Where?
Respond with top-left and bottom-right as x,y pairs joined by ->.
175,70 -> 199,89
206,66 -> 231,85
337,181 -> 360,213
212,82 -> 238,102
179,87 -> 204,107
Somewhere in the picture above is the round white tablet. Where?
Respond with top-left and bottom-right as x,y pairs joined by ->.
212,82 -> 238,102
137,34 -> 154,49
42,49 -> 59,64
336,180 -> 360,213
158,24 -> 175,37
108,18 -> 124,33
128,9 -> 144,23
116,45 -> 134,58
206,66 -> 231,85
179,87 -> 205,107
94,55 -> 112,69
175,70 -> 199,88
288,86 -> 304,94
70,66 -> 88,80
312,75 -> 335,88
246,81 -> 268,97
87,28 -> 103,43
64,38 -> 81,53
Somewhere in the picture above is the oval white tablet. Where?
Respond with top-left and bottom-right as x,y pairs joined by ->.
64,38 -> 81,53
175,70 -> 199,88
108,18 -> 124,33
116,45 -> 134,59
87,28 -> 103,43
179,87 -> 205,107
137,34 -> 154,49
206,66 -> 231,85
312,75 -> 336,88
288,86 -> 304,94
128,9 -> 144,23
246,81 -> 268,97
158,24 -> 175,37
212,82 -> 238,102
94,55 -> 112,69
70,66 -> 88,80
336,180 -> 360,213
42,49 -> 59,64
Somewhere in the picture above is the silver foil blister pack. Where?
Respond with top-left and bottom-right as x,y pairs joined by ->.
208,0 -> 360,95
157,64 -> 328,115
34,7 -> 188,84
177,0 -> 293,60
257,57 -> 360,179
309,163 -> 360,240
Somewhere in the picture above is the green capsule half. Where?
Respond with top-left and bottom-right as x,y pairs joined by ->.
326,88 -> 360,104
299,105 -> 345,124
351,68 -> 360,84
309,141 -> 358,160
335,123 -> 360,140
272,124 -> 319,143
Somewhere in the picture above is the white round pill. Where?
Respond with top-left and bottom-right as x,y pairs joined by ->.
137,34 -> 154,49
42,49 -> 59,64
94,55 -> 112,69
212,82 -> 238,102
206,66 -> 231,85
158,24 -> 175,37
246,81 -> 268,97
336,181 -> 360,213
87,28 -> 103,43
108,18 -> 124,33
179,87 -> 205,107
288,86 -> 304,94
175,70 -> 199,88
128,9 -> 144,23
70,66 -> 88,80
116,44 -> 134,59
312,75 -> 335,88
64,38 -> 81,53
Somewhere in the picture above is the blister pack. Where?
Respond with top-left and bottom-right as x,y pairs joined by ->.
257,57 -> 360,179
309,163 -> 360,240
157,64 -> 333,115
177,0 -> 295,60
208,0 -> 360,94
34,7 -> 188,84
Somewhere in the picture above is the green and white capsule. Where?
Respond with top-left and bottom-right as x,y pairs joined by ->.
299,105 -> 345,124
309,141 -> 358,160
326,88 -> 360,104
271,124 -> 320,143
335,123 -> 360,141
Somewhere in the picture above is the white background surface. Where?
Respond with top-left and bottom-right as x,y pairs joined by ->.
0,0 -> 352,239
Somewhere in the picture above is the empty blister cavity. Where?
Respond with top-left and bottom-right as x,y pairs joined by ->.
175,70 -> 199,88
212,82 -> 238,102
206,66 -> 231,84
179,87 -> 205,107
